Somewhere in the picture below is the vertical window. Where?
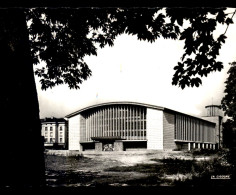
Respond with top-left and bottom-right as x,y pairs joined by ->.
184,116 -> 186,140
80,114 -> 86,142
110,108 -> 113,136
120,107 -> 123,134
174,115 -> 177,139
195,120 -> 198,142
123,106 -> 126,133
114,108 -> 117,135
108,108 -> 110,136
45,127 -> 48,131
79,105 -> 148,141
126,107 -> 129,138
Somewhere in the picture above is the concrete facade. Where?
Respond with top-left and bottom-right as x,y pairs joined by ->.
163,112 -> 176,150
201,116 -> 223,149
95,142 -> 103,151
146,108 -> 163,150
65,101 -> 221,152
201,105 -> 223,149
68,114 -> 81,150
114,141 -> 124,151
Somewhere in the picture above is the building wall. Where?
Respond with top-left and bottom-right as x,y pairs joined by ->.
79,105 -> 147,142
41,120 -> 68,148
65,102 -> 220,151
58,123 -> 67,144
163,112 -> 176,150
202,116 -> 223,147
175,114 -> 215,144
41,123 -> 57,144
146,108 -> 163,150
68,114 -> 81,150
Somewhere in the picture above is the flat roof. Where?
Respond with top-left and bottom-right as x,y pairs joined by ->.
40,117 -> 68,123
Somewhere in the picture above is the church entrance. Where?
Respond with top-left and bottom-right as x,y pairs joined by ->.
91,136 -> 124,151
103,142 -> 114,151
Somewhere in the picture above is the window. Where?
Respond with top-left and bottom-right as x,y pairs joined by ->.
44,138 -> 48,143
60,126 -> 63,130
80,105 -> 147,141
50,132 -> 53,137
60,132 -> 63,136
60,138 -> 63,143
50,127 -> 53,131
45,127 -> 48,131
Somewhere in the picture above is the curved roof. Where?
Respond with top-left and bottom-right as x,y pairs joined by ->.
65,101 -> 164,118
65,101 -> 215,124
205,105 -> 221,108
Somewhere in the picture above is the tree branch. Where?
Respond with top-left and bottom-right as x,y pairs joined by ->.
224,9 -> 236,35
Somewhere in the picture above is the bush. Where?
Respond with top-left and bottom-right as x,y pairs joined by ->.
160,158 -> 196,175
190,148 -> 220,156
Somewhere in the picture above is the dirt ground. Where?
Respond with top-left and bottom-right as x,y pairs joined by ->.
45,150 -> 216,187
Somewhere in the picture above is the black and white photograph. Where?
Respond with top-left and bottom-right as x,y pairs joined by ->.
1,1 -> 236,193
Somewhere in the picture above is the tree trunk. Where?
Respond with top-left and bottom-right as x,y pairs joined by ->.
0,8 -> 45,187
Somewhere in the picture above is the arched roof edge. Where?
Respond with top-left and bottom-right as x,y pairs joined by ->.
65,101 -> 164,118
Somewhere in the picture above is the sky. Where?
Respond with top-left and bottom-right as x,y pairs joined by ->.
35,8 -> 236,121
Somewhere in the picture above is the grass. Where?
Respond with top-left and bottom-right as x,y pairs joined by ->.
105,155 -> 235,186
188,148 -> 225,157
44,149 -> 236,187
105,158 -> 196,176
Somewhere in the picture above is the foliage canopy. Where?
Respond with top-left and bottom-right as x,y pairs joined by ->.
221,62 -> 236,148
26,7 -> 236,90
221,62 -> 236,122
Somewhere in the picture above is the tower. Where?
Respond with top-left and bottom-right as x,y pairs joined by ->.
203,105 -> 223,149
205,105 -> 221,117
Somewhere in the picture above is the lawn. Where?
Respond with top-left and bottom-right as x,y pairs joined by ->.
44,149 -> 236,187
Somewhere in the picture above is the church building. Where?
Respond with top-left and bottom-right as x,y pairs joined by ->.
65,101 -> 222,151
